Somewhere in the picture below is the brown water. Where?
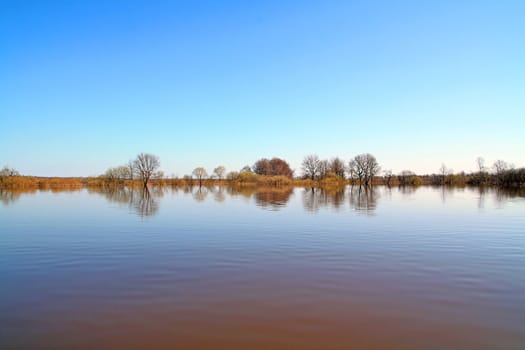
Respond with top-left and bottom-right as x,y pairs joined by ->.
1,186 -> 524,349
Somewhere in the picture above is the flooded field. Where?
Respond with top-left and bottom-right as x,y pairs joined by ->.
1,186 -> 524,349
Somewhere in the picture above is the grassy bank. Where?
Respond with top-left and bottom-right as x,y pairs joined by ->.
1,170 -> 524,191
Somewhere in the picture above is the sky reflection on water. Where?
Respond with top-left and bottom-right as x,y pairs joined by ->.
1,186 -> 525,350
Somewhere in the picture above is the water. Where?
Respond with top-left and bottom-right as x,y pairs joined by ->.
1,186 -> 524,349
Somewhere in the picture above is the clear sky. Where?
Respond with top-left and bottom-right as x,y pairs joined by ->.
1,0 -> 524,177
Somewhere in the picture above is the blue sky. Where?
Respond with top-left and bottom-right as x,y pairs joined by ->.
1,0 -> 524,177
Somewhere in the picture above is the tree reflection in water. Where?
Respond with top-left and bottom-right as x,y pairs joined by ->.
133,188 -> 160,218
493,187 -> 525,209
348,186 -> 378,214
213,187 -> 226,203
226,186 -> 254,203
0,189 -> 27,206
2,186 -> 523,216
398,185 -> 421,196
192,186 -> 209,202
205,186 -> 226,203
254,187 -> 294,210
224,186 -> 294,209
90,187 -> 161,218
302,187 -> 346,212
91,186 -> 132,206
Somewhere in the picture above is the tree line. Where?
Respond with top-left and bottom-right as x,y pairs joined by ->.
1,154 -> 524,189
98,153 -> 524,189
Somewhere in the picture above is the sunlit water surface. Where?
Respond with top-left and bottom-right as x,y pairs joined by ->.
1,186 -> 524,349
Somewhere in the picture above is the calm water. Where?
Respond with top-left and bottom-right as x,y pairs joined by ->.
1,186 -> 524,349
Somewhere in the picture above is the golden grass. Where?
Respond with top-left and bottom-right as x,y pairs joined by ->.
1,172 -> 499,191
0,176 -> 83,190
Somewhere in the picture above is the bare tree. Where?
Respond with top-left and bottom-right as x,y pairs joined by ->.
133,153 -> 160,188
364,154 -> 380,186
213,166 -> 226,181
227,171 -> 239,181
439,163 -> 448,185
0,166 -> 20,177
471,157 -> 489,185
476,157 -> 485,173
349,153 -> 380,187
318,159 -> 329,179
127,160 -> 134,180
348,159 -> 363,185
493,160 -> 509,186
383,170 -> 393,186
493,160 -> 508,175
105,165 -> 131,184
302,154 -> 320,180
329,157 -> 345,179
192,167 -> 208,187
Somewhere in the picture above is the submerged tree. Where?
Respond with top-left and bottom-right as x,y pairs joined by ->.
348,159 -> 363,185
192,167 -> 208,187
476,157 -> 486,173
493,160 -> 509,175
133,153 -> 161,188
470,157 -> 490,185
493,160 -> 510,186
348,153 -> 380,187
302,154 -> 320,180
127,160 -> 135,181
213,166 -> 226,180
329,157 -> 346,179
363,154 -> 380,186
318,159 -> 329,179
497,168 -> 525,188
383,170 -> 394,186
439,164 -> 447,185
